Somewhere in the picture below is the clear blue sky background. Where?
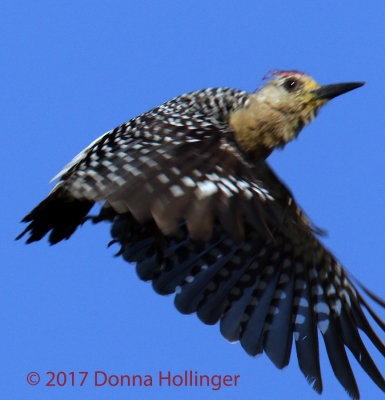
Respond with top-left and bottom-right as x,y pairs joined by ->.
2,1 -> 385,399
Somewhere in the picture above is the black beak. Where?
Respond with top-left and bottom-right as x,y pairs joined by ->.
312,82 -> 365,100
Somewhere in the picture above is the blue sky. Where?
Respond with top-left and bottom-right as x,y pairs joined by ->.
2,1 -> 385,399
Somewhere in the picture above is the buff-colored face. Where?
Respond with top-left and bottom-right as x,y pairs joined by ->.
256,71 -> 328,116
230,70 -> 364,158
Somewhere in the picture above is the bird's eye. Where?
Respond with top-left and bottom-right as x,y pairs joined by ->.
283,78 -> 300,92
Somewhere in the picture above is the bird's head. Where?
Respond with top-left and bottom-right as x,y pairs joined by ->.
259,70 -> 364,122
230,70 -> 364,158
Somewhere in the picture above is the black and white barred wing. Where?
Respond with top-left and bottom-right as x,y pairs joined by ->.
18,87 -> 253,243
19,130 -> 278,245
18,116 -> 385,399
110,157 -> 385,399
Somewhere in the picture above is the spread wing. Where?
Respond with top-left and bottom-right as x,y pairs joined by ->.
18,121 -> 385,399
108,135 -> 385,399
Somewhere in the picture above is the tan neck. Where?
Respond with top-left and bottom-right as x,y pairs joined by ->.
229,95 -> 304,158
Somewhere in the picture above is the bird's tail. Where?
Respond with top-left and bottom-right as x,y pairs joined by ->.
16,187 -> 94,244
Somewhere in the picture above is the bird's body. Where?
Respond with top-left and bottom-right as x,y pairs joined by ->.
18,71 -> 384,399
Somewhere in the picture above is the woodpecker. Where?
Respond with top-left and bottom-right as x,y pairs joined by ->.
18,70 -> 385,398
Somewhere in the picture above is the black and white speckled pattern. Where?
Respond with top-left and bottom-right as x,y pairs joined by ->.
52,88 -> 250,197
18,83 -> 385,399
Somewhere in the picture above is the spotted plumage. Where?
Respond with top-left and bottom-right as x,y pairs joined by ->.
18,71 -> 384,399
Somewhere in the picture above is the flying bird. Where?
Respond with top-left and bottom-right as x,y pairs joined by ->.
18,70 -> 385,398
